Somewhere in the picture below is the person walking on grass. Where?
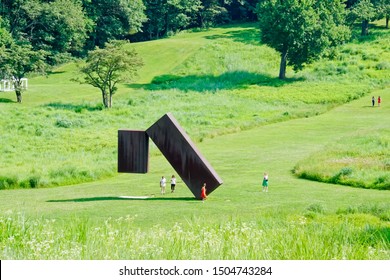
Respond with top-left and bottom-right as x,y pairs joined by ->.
262,172 -> 269,192
160,176 -> 166,195
200,183 -> 207,202
378,96 -> 381,107
170,175 -> 176,193
372,96 -> 375,107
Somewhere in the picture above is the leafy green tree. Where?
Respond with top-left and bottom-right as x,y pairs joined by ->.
347,0 -> 390,34
198,0 -> 229,28
0,42 -> 46,103
0,16 -> 13,47
1,0 -> 91,61
0,0 -> 27,36
378,0 -> 390,28
142,0 -> 167,39
83,0 -> 147,49
257,0 -> 350,79
225,0 -> 258,21
349,0 -> 377,35
77,40 -> 143,108
166,0 -> 202,34
143,0 -> 201,39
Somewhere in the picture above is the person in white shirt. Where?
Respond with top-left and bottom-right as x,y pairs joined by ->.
170,175 -> 176,193
160,176 -> 166,194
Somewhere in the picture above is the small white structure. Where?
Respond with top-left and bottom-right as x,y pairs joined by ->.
0,78 -> 28,92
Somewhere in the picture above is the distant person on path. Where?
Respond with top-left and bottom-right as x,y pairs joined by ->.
372,96 -> 375,107
262,172 -> 269,192
170,175 -> 176,193
378,96 -> 381,107
160,176 -> 166,195
200,183 -> 207,202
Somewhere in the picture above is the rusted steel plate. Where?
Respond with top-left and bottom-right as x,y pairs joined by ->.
118,130 -> 149,173
146,113 -> 223,199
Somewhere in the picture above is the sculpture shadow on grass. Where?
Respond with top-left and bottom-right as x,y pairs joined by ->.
47,196 -> 197,203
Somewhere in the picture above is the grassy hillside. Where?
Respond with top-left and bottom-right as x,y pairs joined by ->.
0,22 -> 389,259
1,86 -> 389,259
1,22 -> 389,189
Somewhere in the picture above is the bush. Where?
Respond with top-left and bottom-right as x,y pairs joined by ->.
362,53 -> 379,61
375,62 -> 390,70
306,203 -> 326,214
55,118 -> 73,128
19,176 -> 40,188
55,118 -> 85,128
0,176 -> 18,190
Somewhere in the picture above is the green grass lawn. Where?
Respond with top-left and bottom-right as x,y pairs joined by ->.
0,22 -> 389,259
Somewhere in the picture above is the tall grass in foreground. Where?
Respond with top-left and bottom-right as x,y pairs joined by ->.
293,129 -> 390,190
1,207 -> 389,260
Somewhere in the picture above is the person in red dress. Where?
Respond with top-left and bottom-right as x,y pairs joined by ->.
200,183 -> 207,201
378,96 -> 381,107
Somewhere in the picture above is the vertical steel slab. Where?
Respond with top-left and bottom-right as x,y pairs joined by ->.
146,113 -> 223,199
118,130 -> 149,173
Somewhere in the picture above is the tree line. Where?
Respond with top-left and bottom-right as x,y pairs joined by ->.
2,0 -> 386,62
0,0 -> 389,104
0,0 -> 258,59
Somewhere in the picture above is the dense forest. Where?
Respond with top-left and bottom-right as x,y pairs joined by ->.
0,0 -> 260,61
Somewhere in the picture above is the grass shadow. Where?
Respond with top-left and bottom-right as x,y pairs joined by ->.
47,196 -> 197,202
359,226 -> 390,246
204,27 -> 260,46
0,98 -> 15,103
128,71 -> 304,92
44,102 -> 103,112
350,22 -> 390,44
47,70 -> 66,76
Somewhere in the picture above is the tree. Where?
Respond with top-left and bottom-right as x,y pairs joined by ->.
165,0 -> 202,35
142,0 -> 168,39
142,0 -> 201,39
349,0 -> 377,35
225,0 -> 259,21
83,0 -> 147,49
0,42 -> 46,103
78,40 -> 143,108
1,0 -> 91,61
197,0 -> 229,28
348,0 -> 390,34
378,0 -> 390,28
257,0 -> 350,79
0,16 -> 13,47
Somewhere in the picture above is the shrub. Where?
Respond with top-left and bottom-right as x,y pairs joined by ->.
55,118 -> 85,128
375,62 -> 390,70
55,118 -> 73,128
28,176 -> 40,188
306,203 -> 325,214
362,53 -> 379,61
0,176 -> 18,190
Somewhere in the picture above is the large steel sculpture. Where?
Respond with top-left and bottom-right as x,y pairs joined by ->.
118,113 -> 223,199
118,130 -> 149,173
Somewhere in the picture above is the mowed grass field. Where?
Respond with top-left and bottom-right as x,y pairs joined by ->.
0,22 -> 389,259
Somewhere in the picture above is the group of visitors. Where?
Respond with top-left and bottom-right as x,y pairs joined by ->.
372,96 -> 381,107
159,175 -> 208,202
159,172 -> 269,200
159,175 -> 176,195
